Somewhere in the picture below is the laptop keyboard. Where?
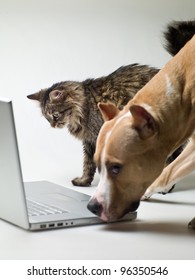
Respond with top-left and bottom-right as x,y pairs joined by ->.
27,199 -> 68,217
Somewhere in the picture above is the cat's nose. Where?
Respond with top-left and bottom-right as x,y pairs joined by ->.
53,116 -> 58,121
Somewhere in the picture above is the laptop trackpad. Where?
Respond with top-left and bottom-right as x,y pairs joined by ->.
47,193 -> 80,202
24,181 -> 90,204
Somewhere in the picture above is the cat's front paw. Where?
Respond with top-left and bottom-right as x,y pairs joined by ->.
72,176 -> 92,186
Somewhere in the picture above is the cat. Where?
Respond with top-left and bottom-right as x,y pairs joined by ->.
27,63 -> 183,186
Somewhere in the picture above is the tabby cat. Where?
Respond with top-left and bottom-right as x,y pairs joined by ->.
27,64 -> 181,186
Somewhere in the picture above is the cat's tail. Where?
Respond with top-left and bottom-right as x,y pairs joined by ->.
163,20 -> 195,56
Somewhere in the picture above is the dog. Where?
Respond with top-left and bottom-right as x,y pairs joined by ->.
87,20 -> 195,229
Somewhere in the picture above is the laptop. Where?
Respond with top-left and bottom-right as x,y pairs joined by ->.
0,98 -> 137,231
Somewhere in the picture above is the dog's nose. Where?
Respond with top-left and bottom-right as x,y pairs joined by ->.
87,198 -> 103,217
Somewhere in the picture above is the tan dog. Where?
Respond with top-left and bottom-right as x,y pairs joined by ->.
87,21 -> 195,228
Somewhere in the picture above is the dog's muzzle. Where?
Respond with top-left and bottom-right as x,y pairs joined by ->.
87,198 -> 140,221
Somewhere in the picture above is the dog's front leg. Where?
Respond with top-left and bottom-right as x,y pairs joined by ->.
143,135 -> 195,199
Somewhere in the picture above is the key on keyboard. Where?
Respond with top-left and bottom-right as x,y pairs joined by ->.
27,199 -> 68,216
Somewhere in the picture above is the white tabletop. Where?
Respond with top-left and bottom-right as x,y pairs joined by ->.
1,174 -> 195,260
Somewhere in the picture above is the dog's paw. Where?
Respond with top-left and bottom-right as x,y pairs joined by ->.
72,176 -> 92,186
188,217 -> 195,230
141,188 -> 154,200
158,184 -> 175,195
143,182 -> 175,200
141,195 -> 150,201
141,193 -> 151,201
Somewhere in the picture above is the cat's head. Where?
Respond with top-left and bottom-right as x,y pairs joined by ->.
27,82 -> 84,128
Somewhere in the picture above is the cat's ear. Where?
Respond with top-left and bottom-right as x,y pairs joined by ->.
49,90 -> 62,101
98,102 -> 120,122
27,92 -> 41,101
129,105 -> 157,139
27,89 -> 46,102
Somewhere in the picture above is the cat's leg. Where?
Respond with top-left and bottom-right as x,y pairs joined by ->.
72,141 -> 96,186
143,136 -> 195,199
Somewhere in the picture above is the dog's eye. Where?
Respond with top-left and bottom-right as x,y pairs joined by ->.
109,164 -> 122,176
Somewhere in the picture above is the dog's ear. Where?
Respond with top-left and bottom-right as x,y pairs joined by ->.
98,103 -> 120,122
130,105 -> 157,139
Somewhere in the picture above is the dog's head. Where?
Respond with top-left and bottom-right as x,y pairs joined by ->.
87,102 -> 166,221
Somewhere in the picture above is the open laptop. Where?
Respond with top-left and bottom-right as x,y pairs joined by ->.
0,98 -> 137,231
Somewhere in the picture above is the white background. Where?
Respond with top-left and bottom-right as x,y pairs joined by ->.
0,0 -> 194,187
0,0 -> 195,261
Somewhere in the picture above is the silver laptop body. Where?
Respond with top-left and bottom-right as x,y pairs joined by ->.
0,99 -> 136,231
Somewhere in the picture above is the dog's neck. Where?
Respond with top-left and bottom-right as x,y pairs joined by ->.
130,35 -> 195,155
